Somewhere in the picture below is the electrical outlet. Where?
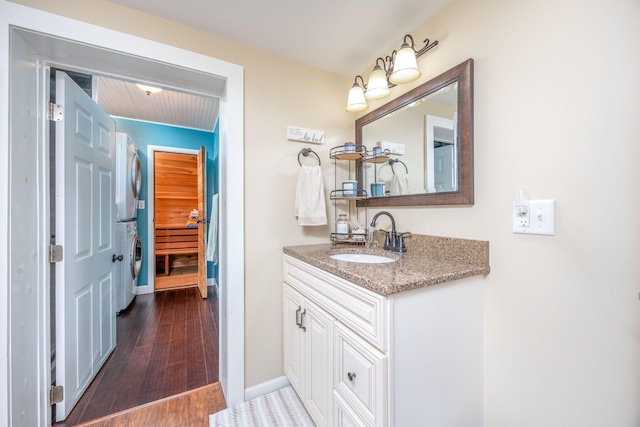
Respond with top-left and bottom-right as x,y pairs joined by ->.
513,200 -> 555,235
137,200 -> 145,209
514,205 -> 530,227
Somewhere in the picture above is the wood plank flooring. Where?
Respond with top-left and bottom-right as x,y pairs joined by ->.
75,383 -> 226,427
55,286 -> 219,426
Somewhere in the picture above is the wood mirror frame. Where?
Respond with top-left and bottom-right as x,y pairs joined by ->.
356,58 -> 474,207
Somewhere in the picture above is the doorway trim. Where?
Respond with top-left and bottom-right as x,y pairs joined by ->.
145,145 -> 200,295
0,2 -> 245,424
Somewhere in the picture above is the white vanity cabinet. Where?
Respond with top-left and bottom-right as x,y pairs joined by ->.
283,254 -> 485,427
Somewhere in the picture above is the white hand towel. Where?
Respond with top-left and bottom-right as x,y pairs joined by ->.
294,165 -> 327,226
391,173 -> 410,195
206,193 -> 219,265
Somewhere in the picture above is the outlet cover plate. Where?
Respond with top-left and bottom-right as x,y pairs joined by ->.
513,199 -> 555,235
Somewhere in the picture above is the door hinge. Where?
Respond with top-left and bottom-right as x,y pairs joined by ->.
50,385 -> 63,405
49,245 -> 63,263
49,102 -> 63,121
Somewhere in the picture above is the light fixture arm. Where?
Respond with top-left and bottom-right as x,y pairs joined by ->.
386,35 -> 439,78
353,74 -> 367,90
345,32 -> 438,112
375,57 -> 397,89
408,35 -> 439,58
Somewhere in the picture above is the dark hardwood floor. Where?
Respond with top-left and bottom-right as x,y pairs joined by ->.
55,286 -> 219,426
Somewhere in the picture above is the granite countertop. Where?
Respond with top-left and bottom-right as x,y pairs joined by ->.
283,234 -> 490,296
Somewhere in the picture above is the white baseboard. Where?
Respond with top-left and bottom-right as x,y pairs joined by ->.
244,376 -> 291,402
134,284 -> 152,295
208,278 -> 219,298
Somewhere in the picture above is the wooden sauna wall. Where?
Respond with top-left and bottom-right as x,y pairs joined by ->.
154,152 -> 199,290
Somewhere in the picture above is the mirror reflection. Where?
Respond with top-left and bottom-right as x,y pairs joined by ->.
361,81 -> 458,196
355,58 -> 473,208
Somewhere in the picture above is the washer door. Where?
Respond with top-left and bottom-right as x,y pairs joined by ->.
130,150 -> 142,199
130,233 -> 143,280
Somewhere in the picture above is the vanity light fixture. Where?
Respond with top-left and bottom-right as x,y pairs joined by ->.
136,83 -> 163,95
346,76 -> 368,112
390,35 -> 422,84
345,33 -> 438,112
365,58 -> 392,100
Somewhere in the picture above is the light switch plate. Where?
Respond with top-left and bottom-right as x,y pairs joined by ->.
138,200 -> 145,209
513,199 -> 555,235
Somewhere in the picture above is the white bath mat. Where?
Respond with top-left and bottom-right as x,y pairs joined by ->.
209,386 -> 315,426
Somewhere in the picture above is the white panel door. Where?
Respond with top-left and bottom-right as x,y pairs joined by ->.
55,72 -> 117,421
434,144 -> 455,192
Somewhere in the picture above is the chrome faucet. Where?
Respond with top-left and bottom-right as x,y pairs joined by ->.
370,211 -> 409,253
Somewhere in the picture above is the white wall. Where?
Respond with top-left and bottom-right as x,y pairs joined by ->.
6,0 -> 353,394
6,0 -> 640,425
357,0 -> 640,425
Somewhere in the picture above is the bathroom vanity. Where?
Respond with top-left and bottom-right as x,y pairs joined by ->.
283,235 -> 490,426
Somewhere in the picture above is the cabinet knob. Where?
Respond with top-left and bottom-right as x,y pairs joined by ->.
347,372 -> 356,382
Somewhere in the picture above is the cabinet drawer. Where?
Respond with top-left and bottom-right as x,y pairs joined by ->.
284,255 -> 387,351
334,391 -> 368,427
334,323 -> 387,427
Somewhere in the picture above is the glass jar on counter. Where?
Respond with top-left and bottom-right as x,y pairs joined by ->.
336,214 -> 351,238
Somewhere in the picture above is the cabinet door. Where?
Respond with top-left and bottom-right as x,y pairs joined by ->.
283,284 -> 304,395
303,298 -> 334,427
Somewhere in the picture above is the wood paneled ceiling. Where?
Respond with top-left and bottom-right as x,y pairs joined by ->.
96,76 -> 219,131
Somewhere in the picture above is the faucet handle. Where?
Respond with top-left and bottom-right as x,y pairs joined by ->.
384,231 -> 392,249
397,232 -> 411,253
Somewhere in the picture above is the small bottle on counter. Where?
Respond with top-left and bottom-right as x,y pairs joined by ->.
336,214 -> 350,238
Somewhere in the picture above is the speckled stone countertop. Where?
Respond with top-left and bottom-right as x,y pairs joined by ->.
283,233 -> 490,296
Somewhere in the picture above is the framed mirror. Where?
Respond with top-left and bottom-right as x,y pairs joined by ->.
356,58 -> 473,207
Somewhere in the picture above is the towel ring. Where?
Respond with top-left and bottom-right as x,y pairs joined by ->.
298,148 -> 321,166
388,159 -> 408,174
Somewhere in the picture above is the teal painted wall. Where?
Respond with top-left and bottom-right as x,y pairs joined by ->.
115,118 -> 219,287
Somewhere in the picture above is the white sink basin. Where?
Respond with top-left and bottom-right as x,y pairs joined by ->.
330,253 -> 395,264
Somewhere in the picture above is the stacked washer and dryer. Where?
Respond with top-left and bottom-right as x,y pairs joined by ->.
115,132 -> 143,314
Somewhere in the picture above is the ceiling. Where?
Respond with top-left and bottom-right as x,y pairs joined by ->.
96,76 -> 220,131
98,0 -> 452,131
110,0 -> 451,77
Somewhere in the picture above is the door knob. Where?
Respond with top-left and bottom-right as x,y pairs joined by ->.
112,254 -> 123,263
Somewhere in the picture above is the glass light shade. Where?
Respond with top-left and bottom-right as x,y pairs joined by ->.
365,66 -> 390,100
390,46 -> 421,84
346,84 -> 368,112
136,84 -> 162,95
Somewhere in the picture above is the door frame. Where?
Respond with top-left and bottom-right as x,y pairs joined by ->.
0,2 -> 245,425
145,145 -> 200,295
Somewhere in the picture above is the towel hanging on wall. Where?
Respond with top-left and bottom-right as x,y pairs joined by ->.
294,165 -> 327,226
206,193 -> 219,264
